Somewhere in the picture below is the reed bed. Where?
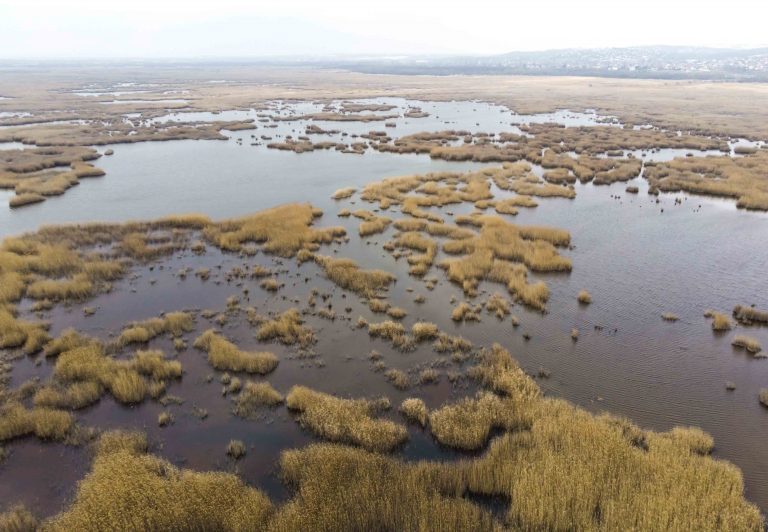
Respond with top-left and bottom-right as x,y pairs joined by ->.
255,309 -> 316,348
411,322 -> 439,341
274,443 -> 498,531
232,381 -> 284,418
485,293 -> 511,319
0,403 -> 73,442
54,342 -> 181,404
203,203 -> 346,256
313,255 -> 394,297
733,304 -> 768,325
429,392 -> 525,450
706,310 -> 733,331
645,151 -> 768,211
440,215 -> 569,309
286,385 -> 407,452
117,312 -> 194,346
732,335 -> 763,355
359,215 -> 392,237
577,289 -> 592,304
331,187 -> 356,200
0,505 -> 38,530
194,329 -> 278,374
399,398 -> 428,426
385,369 -> 411,390
226,440 -> 247,459
0,308 -> 50,355
451,302 -> 480,322
45,430 -> 273,531
33,381 -> 103,410
9,192 -> 45,208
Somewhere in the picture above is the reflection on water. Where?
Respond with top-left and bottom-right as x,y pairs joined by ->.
1,99 -> 767,516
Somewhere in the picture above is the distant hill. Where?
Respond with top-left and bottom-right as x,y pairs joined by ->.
288,46 -> 768,81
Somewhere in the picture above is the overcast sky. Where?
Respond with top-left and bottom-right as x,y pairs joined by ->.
1,0 -> 766,58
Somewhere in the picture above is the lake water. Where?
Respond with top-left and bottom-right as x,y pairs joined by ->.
1,99 -> 767,516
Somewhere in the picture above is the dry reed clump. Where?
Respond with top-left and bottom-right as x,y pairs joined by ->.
33,381 -> 103,410
390,231 -> 438,276
255,308 -> 316,348
9,193 -> 45,208
273,443 -> 498,531
232,381 -> 284,418
386,306 -> 407,319
117,311 -> 194,346
260,278 -> 280,292
0,505 -> 38,531
352,210 -> 393,237
331,187 -> 356,200
203,203 -> 346,257
286,385 -> 407,452
359,215 -> 392,237
385,369 -> 411,390
157,412 -> 173,427
467,344 -> 541,400
433,333 -> 473,354
419,368 -> 440,385
0,308 -> 50,355
577,289 -> 592,304
368,298 -> 390,313
392,218 -> 476,240
440,400 -> 762,530
732,335 -> 763,355
411,322 -> 439,341
760,389 -> 768,407
485,293 -> 511,319
45,430 -> 273,531
193,330 -> 278,374
429,392 -> 527,450
733,304 -> 768,325
226,440 -> 247,459
0,271 -> 25,303
313,255 -> 394,297
451,302 -> 480,322
132,349 -> 183,379
119,232 -> 180,261
645,151 -> 768,211
0,402 -> 74,442
44,328 -> 92,357
26,274 -> 94,301
706,311 -> 733,331
368,320 -> 415,351
54,411 -> 758,530
399,398 -> 428,426
368,321 -> 404,338
53,342 -> 182,404
440,215 -> 569,309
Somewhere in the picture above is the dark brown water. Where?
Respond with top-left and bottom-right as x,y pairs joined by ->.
1,99 -> 767,517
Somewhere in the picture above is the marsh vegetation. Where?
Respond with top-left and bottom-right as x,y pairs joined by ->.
1,74 -> 767,529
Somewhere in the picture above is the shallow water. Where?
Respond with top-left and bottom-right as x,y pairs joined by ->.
99,98 -> 190,105
1,99 -> 768,517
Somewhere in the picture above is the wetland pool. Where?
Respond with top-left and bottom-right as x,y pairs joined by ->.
1,98 -> 767,516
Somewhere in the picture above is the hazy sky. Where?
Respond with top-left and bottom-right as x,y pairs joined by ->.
1,0 -> 767,58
